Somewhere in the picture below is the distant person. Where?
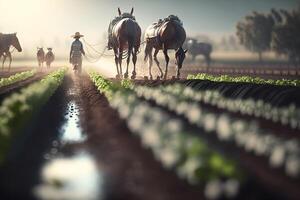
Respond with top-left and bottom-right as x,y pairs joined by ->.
70,32 -> 85,73
37,47 -> 45,67
45,48 -> 55,68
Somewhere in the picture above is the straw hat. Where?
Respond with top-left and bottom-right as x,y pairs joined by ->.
71,32 -> 84,38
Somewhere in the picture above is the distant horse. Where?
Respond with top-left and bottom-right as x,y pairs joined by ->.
37,47 -> 45,67
0,33 -> 22,71
183,38 -> 212,67
144,15 -> 187,79
108,7 -> 141,79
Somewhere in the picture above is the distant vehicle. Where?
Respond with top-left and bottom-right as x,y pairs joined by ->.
37,47 -> 45,67
183,37 -> 212,67
45,48 -> 55,68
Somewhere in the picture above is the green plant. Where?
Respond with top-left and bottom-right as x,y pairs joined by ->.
187,73 -> 300,87
0,69 -> 36,88
0,68 -> 67,163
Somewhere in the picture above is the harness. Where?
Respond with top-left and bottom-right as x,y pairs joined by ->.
145,15 -> 183,48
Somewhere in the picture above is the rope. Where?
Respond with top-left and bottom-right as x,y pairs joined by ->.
81,37 -> 147,63
82,38 -> 104,47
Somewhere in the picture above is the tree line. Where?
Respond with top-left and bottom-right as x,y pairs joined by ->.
236,6 -> 300,65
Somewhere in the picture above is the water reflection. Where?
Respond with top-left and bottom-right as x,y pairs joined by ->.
34,98 -> 102,199
60,101 -> 86,143
34,152 -> 103,200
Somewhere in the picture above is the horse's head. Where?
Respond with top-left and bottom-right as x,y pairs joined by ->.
117,7 -> 135,20
175,47 -> 187,69
11,33 -> 22,52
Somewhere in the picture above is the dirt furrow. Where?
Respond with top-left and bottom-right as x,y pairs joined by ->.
77,73 -> 205,200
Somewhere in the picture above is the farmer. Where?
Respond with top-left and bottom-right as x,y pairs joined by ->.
70,32 -> 85,73
45,48 -> 55,68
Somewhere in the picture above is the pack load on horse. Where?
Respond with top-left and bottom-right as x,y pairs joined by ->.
45,48 -> 55,68
37,47 -> 45,67
70,32 -> 85,74
107,7 -> 141,79
183,37 -> 212,67
0,33 -> 22,71
144,15 -> 187,79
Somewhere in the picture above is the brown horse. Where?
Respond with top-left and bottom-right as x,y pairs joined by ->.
0,33 -> 22,71
108,8 -> 141,79
144,15 -> 187,79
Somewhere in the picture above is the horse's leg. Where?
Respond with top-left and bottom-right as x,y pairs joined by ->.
163,48 -> 169,80
131,47 -> 138,79
2,56 -> 6,71
124,46 -> 132,79
8,53 -> 12,72
153,49 -> 163,78
118,45 -> 123,78
113,48 -> 120,78
148,47 -> 153,79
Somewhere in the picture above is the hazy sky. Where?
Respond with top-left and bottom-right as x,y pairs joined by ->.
0,0 -> 299,55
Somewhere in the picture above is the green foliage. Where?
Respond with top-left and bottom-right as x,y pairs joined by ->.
89,72 -> 115,99
0,69 -> 36,88
89,72 -> 134,99
271,7 -> 300,64
89,72 -> 243,184
236,11 -> 274,61
121,79 -> 134,89
187,73 -> 300,87
0,68 -> 67,164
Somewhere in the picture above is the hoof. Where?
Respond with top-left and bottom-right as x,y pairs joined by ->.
116,74 -> 122,79
131,74 -> 136,79
124,73 -> 128,79
144,76 -> 148,80
156,76 -> 160,80
171,76 -> 176,80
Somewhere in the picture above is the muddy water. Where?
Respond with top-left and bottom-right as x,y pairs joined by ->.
34,75 -> 104,200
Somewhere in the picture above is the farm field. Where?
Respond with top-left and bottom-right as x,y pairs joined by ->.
0,64 -> 299,200
1,0 -> 300,199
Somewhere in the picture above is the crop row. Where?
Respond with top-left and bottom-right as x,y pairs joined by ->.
187,73 -> 300,87
89,72 -> 244,199
0,69 -> 36,88
160,84 -> 299,130
0,68 -> 67,163
133,85 -> 300,179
